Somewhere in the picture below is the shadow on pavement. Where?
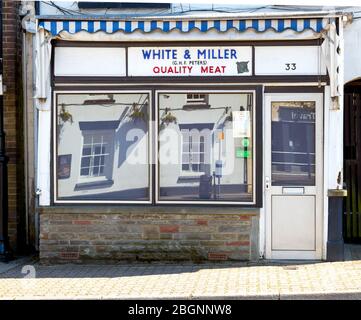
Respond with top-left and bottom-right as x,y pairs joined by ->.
0,256 -> 341,279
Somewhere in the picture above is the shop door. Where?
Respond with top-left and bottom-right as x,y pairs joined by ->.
265,93 -> 323,260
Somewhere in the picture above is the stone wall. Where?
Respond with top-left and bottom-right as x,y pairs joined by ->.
39,207 -> 259,263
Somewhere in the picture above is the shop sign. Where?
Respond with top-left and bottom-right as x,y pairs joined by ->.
127,46 -> 252,77
57,154 -> 72,179
236,147 -> 251,159
255,46 -> 327,75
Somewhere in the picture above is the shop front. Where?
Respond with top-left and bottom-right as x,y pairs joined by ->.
32,13 -> 347,262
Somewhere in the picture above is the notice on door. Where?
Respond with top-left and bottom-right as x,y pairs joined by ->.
232,111 -> 251,137
127,46 -> 252,77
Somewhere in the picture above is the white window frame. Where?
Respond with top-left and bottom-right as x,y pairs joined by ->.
181,132 -> 207,174
186,93 -> 209,105
78,129 -> 113,183
53,90 -> 153,204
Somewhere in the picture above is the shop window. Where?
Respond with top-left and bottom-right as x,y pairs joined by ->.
158,91 -> 254,203
54,90 -> 257,205
55,92 -> 151,203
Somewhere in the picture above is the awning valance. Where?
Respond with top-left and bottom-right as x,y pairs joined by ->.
38,18 -> 329,36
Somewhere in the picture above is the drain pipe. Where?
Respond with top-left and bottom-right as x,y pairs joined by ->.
0,0 -> 12,261
20,1 -> 37,252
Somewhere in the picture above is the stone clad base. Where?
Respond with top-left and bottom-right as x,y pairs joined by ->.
39,207 -> 259,263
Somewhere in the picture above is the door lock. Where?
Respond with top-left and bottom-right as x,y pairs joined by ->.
265,176 -> 270,190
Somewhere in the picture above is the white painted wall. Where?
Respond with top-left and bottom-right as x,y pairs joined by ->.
39,1 -> 173,16
344,18 -> 361,84
39,1 -> 78,15
54,47 -> 126,77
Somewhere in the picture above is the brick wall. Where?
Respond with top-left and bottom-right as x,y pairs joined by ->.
2,0 -> 25,251
39,207 -> 259,263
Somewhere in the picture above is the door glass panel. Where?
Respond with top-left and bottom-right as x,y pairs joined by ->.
271,101 -> 316,186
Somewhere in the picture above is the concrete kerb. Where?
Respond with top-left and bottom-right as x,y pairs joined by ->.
4,293 -> 361,300
279,291 -> 361,300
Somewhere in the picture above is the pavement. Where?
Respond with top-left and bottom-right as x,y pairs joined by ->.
344,244 -> 361,261
1,254 -> 361,300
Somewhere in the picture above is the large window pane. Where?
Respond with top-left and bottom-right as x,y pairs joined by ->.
271,101 -> 316,186
56,92 -> 150,201
158,92 -> 254,202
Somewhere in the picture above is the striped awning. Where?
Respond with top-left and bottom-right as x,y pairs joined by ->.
38,18 -> 329,36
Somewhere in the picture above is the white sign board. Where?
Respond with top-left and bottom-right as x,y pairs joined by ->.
54,47 -> 126,77
255,46 -> 327,76
128,47 -> 252,77
232,111 -> 251,137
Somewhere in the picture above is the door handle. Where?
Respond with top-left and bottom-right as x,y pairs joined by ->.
265,176 -> 270,190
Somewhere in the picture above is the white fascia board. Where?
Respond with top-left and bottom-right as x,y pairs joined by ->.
35,10 -> 346,21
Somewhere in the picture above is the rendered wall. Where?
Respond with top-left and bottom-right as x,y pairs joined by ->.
344,18 -> 361,84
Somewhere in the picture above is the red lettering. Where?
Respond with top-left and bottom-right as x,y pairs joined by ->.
214,66 -> 226,73
200,65 -> 226,74
153,66 -> 193,74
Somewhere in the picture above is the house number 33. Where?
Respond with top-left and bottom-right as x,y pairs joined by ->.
285,63 -> 297,70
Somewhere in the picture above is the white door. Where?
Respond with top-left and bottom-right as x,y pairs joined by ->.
265,93 -> 323,260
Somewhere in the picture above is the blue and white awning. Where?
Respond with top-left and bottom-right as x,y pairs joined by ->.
38,18 -> 329,36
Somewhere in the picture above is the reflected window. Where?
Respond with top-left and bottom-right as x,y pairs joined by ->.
186,93 -> 208,104
182,133 -> 203,172
180,125 -> 212,173
80,132 -> 110,178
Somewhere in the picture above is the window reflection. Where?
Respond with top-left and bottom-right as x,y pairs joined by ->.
56,93 -> 150,201
158,92 -> 254,202
271,101 -> 316,186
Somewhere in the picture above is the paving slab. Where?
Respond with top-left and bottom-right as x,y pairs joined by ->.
0,256 -> 36,275
1,259 -> 361,300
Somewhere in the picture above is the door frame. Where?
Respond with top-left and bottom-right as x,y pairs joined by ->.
264,92 -> 324,260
